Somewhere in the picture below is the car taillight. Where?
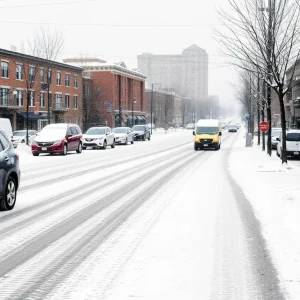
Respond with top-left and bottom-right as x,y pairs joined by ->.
16,154 -> 19,160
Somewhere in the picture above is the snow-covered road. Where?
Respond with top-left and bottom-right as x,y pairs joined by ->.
0,130 -> 284,299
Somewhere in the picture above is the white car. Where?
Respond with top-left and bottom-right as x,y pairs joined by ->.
186,123 -> 195,130
12,130 -> 37,145
277,129 -> 300,158
112,127 -> 134,145
82,127 -> 115,150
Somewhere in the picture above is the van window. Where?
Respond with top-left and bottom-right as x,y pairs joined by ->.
286,133 -> 300,141
196,126 -> 218,135
0,133 -> 10,149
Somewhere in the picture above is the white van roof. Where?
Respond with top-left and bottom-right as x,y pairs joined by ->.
196,119 -> 220,126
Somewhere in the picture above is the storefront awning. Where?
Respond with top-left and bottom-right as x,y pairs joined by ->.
17,112 -> 47,120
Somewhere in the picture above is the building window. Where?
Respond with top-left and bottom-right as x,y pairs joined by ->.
47,69 -> 52,84
16,90 -> 23,106
40,69 -> 45,83
65,74 -> 70,87
65,94 -> 70,108
40,92 -> 45,108
73,95 -> 78,109
1,61 -> 9,78
0,88 -> 9,105
29,66 -> 35,81
55,94 -> 63,108
16,64 -> 23,80
74,118 -> 78,124
74,75 -> 78,88
56,72 -> 61,85
29,91 -> 35,107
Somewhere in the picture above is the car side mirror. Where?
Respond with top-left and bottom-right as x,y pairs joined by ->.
276,137 -> 279,141
219,132 -> 222,136
106,132 -> 109,135
193,131 -> 195,136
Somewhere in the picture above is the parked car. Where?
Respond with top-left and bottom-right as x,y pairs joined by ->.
228,124 -> 238,132
277,130 -> 300,158
82,127 -> 115,150
0,118 -> 17,148
12,130 -> 37,145
112,127 -> 134,145
31,123 -> 83,156
0,129 -> 20,211
186,123 -> 195,130
132,125 -> 151,141
269,128 -> 282,150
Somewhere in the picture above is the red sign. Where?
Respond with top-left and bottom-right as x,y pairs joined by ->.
259,121 -> 270,132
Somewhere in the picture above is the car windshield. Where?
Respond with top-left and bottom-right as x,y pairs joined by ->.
113,128 -> 127,133
13,131 -> 26,136
196,126 -> 218,134
229,125 -> 237,129
132,126 -> 145,131
40,127 -> 66,136
286,132 -> 300,141
272,130 -> 281,137
85,128 -> 106,135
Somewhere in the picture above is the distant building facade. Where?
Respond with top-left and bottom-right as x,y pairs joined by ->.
137,44 -> 208,117
64,58 -> 147,128
0,48 -> 83,131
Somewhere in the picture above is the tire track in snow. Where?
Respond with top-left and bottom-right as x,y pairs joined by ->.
0,149 -> 208,300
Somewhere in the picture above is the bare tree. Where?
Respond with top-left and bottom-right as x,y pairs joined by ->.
216,0 -> 300,163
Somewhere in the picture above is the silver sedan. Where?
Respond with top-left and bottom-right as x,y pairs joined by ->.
112,127 -> 134,145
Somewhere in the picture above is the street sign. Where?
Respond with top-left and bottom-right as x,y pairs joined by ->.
245,114 -> 250,121
259,121 -> 270,132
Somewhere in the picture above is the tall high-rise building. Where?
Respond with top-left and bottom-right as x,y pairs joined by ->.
137,44 -> 208,107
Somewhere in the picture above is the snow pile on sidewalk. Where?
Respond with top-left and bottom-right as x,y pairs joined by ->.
229,130 -> 300,300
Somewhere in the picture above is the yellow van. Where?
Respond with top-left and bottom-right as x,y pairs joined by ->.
193,119 -> 222,151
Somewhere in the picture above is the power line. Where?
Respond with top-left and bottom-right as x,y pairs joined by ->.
0,20 -> 221,27
0,0 -> 99,9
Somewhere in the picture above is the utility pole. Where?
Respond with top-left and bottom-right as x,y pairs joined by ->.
47,68 -> 51,125
257,76 -> 261,146
118,75 -> 122,127
151,83 -> 153,134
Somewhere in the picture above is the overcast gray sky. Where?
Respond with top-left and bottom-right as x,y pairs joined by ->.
0,0 -> 239,112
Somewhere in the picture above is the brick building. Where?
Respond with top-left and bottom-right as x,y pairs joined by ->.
63,58 -> 147,128
0,48 -> 83,131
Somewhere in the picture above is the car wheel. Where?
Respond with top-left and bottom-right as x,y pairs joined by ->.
148,134 -> 151,141
111,140 -> 115,148
0,176 -> 17,211
194,144 -> 198,151
62,144 -> 67,155
131,138 -> 134,144
124,138 -> 128,145
82,147 -> 87,150
33,152 -> 39,156
102,140 -> 107,150
76,142 -> 82,153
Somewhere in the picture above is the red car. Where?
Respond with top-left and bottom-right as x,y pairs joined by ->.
31,123 -> 83,156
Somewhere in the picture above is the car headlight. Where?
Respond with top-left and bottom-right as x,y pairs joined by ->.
53,140 -> 62,145
97,137 -> 104,141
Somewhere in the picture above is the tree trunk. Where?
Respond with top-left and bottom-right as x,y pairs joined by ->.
278,86 -> 287,163
266,87 -> 272,156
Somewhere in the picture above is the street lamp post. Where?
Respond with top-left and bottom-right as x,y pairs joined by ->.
132,100 -> 136,127
151,83 -> 161,134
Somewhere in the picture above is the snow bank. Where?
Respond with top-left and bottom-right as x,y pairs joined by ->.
229,129 -> 300,299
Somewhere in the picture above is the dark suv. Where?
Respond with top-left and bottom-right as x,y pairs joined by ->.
0,130 -> 20,211
132,125 -> 151,141
31,123 -> 83,156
